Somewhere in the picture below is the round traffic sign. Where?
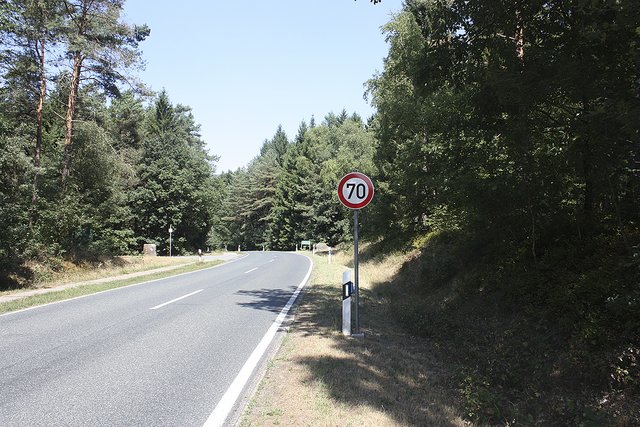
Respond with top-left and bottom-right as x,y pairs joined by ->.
337,172 -> 375,209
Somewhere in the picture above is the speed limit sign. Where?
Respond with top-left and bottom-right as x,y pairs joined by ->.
337,172 -> 374,210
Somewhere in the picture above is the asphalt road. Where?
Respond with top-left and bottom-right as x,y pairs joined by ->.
0,251 -> 312,427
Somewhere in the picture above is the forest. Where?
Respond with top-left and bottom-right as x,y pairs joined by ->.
0,0 -> 216,280
1,0 -> 639,423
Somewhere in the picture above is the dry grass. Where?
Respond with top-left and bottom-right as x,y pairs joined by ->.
14,256 -> 192,291
241,251 -> 468,427
0,259 -> 223,314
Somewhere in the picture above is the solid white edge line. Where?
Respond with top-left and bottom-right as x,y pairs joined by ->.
0,253 -> 249,318
203,254 -> 313,427
149,289 -> 204,310
244,267 -> 258,274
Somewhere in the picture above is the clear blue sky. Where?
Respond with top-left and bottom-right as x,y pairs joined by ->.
122,0 -> 404,173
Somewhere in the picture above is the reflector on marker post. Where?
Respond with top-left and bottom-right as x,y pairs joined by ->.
343,281 -> 352,299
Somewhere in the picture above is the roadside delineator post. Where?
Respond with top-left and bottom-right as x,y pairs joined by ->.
168,225 -> 173,257
342,270 -> 352,336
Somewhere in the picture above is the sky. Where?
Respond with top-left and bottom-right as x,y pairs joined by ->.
122,0 -> 404,173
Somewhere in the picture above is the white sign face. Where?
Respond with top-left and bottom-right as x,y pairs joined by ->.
337,172 -> 374,209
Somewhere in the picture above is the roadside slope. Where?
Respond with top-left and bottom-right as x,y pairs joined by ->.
241,252 -> 466,426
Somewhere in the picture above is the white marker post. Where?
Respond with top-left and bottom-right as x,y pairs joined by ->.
337,172 -> 375,337
168,225 -> 173,257
342,271 -> 352,335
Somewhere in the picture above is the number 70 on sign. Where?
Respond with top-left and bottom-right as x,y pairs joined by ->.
337,172 -> 375,210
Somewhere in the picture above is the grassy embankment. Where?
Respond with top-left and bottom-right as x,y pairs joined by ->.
2,255 -> 189,290
242,234 -> 638,426
0,256 -> 223,314
242,250 -> 467,427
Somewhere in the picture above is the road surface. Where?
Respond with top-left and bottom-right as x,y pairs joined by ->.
0,251 -> 312,426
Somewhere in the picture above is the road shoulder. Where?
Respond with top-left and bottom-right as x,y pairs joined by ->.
239,253 -> 467,427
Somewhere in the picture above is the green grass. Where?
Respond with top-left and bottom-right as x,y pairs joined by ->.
0,260 -> 222,315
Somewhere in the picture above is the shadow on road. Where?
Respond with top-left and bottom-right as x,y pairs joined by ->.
235,286 -> 298,314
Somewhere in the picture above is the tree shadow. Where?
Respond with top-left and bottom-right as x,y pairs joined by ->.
0,265 -> 33,291
235,286 -> 299,314
287,279 -> 467,426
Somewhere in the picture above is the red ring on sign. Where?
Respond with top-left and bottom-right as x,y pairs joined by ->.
337,172 -> 375,209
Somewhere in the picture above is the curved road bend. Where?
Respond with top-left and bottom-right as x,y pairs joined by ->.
0,251 -> 312,426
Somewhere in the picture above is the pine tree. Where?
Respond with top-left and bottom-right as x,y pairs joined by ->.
131,92 -> 216,254
60,0 -> 149,185
0,0 -> 63,205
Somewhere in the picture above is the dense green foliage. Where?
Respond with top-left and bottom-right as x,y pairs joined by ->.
368,2 -> 639,245
365,1 -> 640,424
0,0 -> 216,286
208,113 -> 377,251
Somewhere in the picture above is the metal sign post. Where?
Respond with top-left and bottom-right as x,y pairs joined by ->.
337,172 -> 374,337
353,209 -> 360,334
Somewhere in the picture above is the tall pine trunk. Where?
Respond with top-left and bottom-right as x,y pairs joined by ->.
514,5 -> 537,263
580,133 -> 595,236
515,8 -> 525,65
61,53 -> 82,187
32,36 -> 46,205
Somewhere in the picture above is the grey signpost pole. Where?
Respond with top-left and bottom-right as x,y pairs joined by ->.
353,209 -> 360,335
169,226 -> 173,257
